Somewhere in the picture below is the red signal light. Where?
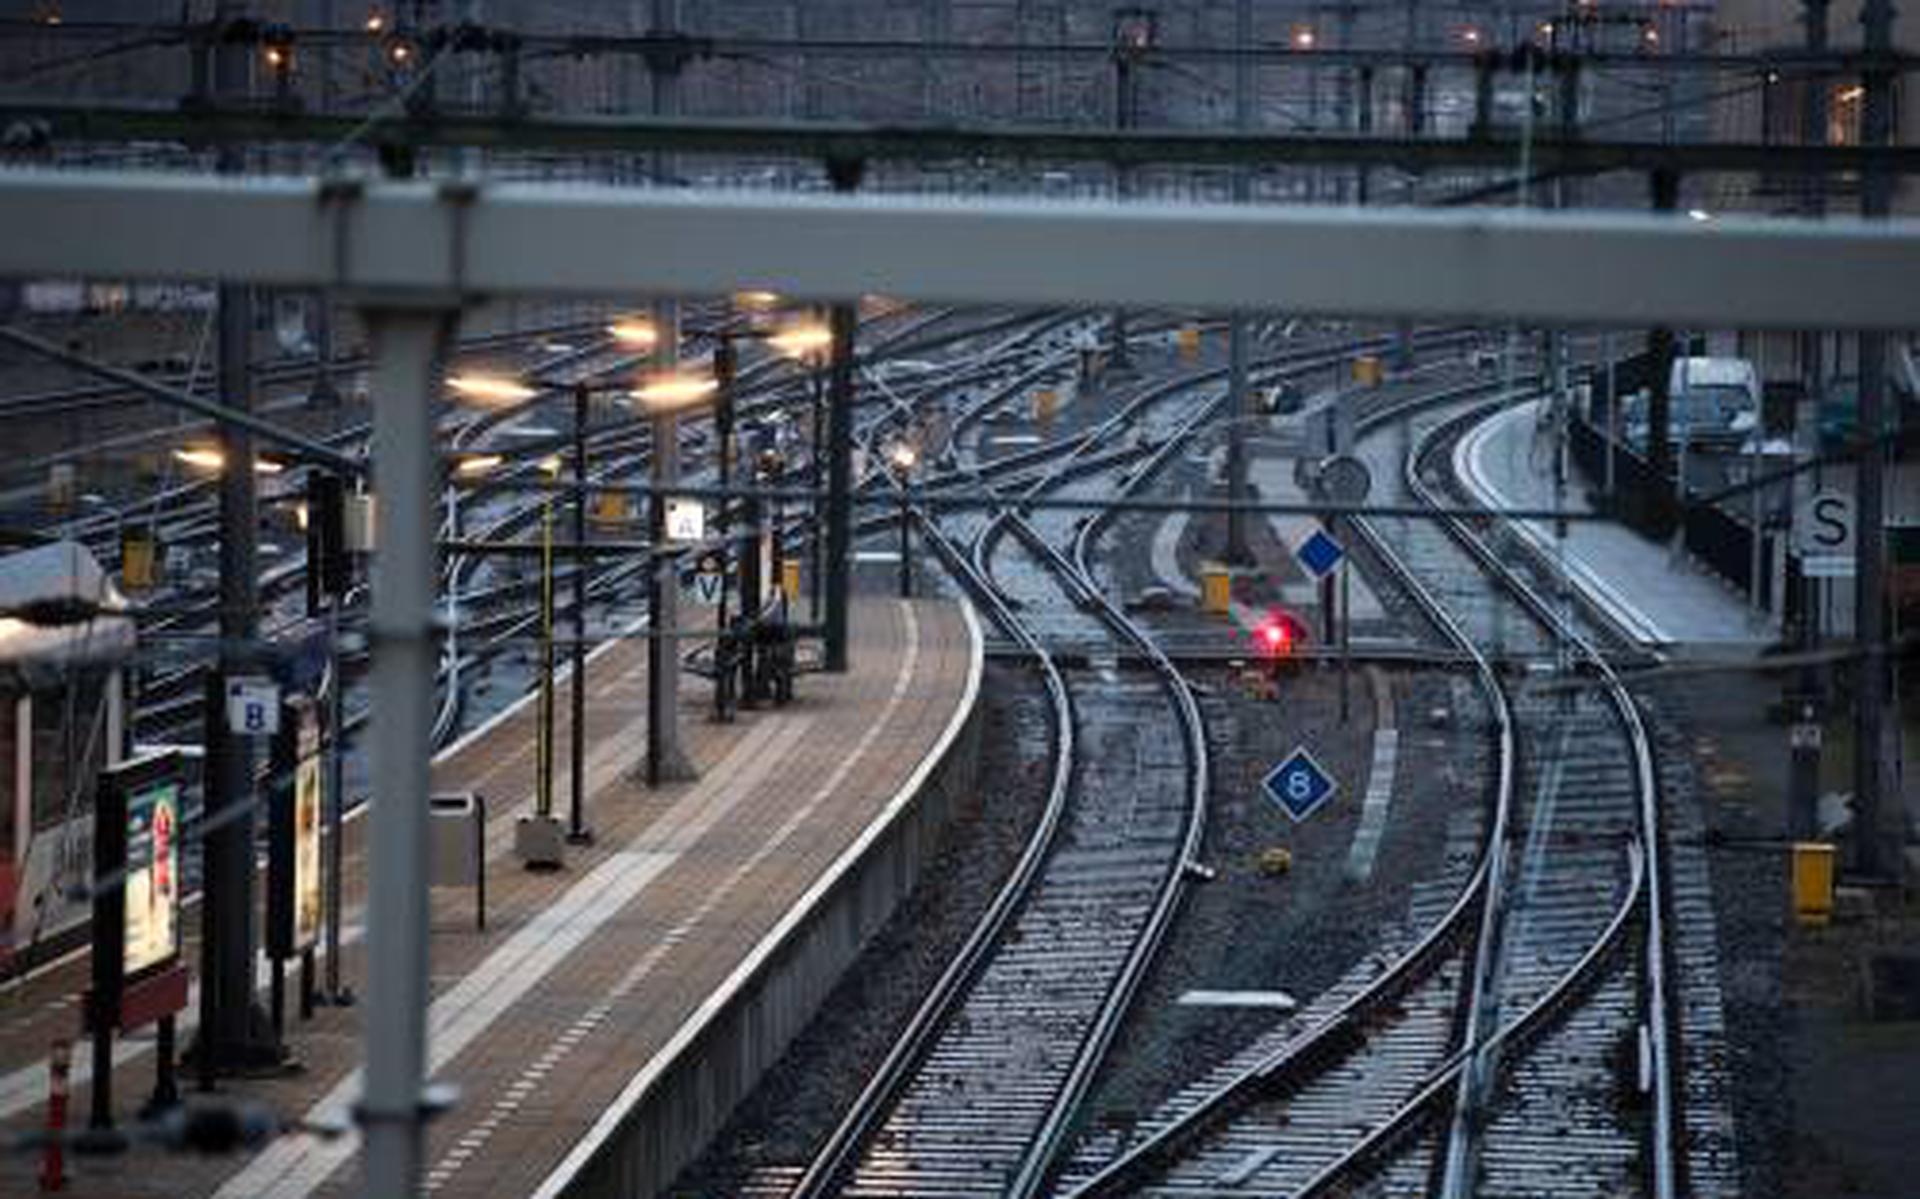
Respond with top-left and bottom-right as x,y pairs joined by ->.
1253,610 -> 1303,659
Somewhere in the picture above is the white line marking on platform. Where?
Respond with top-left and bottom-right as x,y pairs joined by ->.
212,716 -> 812,1199
438,610 -> 927,1194
531,601 -> 972,1199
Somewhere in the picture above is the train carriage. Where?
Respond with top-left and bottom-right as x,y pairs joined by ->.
0,541 -> 135,975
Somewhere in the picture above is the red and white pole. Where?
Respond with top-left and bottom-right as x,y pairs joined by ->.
40,1038 -> 70,1191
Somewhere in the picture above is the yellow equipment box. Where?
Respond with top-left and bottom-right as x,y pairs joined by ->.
1792,841 -> 1836,926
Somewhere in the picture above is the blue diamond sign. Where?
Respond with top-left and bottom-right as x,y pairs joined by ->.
1263,746 -> 1338,823
1294,527 -> 1346,582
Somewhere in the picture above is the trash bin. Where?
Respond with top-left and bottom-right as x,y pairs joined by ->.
430,792 -> 486,930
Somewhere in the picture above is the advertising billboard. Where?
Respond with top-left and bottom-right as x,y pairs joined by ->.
270,697 -> 325,959
291,752 -> 322,950
92,749 -> 188,1035
122,774 -> 181,977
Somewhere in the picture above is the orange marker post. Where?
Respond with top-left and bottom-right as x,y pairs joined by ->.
40,1038 -> 70,1191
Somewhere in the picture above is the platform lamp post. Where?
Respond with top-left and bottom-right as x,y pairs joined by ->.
521,452 -> 568,868
451,342 -> 665,842
716,294 -> 842,653
570,317 -> 661,836
766,318 -> 836,624
683,313 -> 833,632
446,373 -> 570,869
886,441 -> 917,599
444,374 -> 540,782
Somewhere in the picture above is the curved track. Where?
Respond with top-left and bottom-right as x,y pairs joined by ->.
1056,381 -> 1682,1199
793,343 -> 1224,1199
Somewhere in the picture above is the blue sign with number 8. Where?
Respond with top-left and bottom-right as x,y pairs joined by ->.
1263,747 -> 1338,822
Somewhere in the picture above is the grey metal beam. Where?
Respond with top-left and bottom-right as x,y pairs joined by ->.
8,18 -> 1915,73
9,102 -> 1920,176
0,171 -> 1917,329
357,302 -> 457,1199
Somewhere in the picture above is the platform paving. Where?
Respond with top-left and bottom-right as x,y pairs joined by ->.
1462,400 -> 1774,651
0,596 -> 978,1199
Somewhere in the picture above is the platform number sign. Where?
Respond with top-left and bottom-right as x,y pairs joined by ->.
226,676 -> 280,737
1263,746 -> 1338,823
688,551 -> 725,608
1797,489 -> 1856,578
665,497 -> 706,544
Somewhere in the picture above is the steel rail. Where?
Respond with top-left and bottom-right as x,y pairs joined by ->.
1066,371 -> 1663,1196
1412,399 -> 1678,1199
1060,375 -> 1523,1196
1292,844 -> 1648,1198
799,329 -> 1256,1197
786,511 -> 1077,1199
1000,387 -> 1246,1196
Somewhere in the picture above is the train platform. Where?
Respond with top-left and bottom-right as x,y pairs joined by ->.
1461,399 -> 1776,653
0,596 -> 982,1198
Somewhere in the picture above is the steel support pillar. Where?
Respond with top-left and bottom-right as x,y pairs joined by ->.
567,386 -> 594,841
1223,0 -> 1254,567
1851,0 -> 1896,877
646,297 -> 694,783
1108,20 -> 1147,375
197,0 -> 281,1079
356,303 -> 456,1199
1646,167 -> 1681,534
823,301 -> 857,672
644,0 -> 693,784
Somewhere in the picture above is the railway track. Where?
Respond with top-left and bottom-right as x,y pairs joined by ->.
1052,381 -> 1690,1198
2,303 -> 1072,986
787,327 -> 1481,1197
790,338 -> 1223,1199
119,305 -> 1055,741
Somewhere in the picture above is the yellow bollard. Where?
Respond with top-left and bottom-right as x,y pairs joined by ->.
1792,841 -> 1836,926
781,558 -> 802,605
1032,389 -> 1059,424
1177,325 -> 1202,362
1352,355 -> 1383,387
591,490 -> 630,525
120,530 -> 157,591
1201,564 -> 1233,615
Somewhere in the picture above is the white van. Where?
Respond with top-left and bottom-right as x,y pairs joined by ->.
1667,357 -> 1761,452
